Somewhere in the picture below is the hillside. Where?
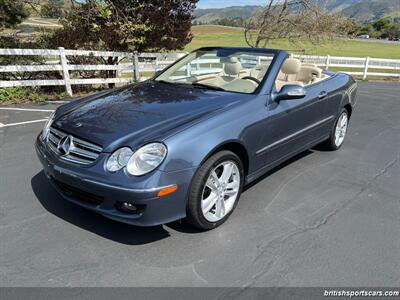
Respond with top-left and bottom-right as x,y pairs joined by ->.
194,0 -> 400,23
194,5 -> 259,23
339,0 -> 400,22
186,25 -> 400,59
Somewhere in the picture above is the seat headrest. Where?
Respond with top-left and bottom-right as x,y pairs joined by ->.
220,57 -> 239,63
281,58 -> 301,75
222,57 -> 241,76
298,65 -> 322,79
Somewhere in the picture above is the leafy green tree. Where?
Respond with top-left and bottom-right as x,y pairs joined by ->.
382,23 -> 400,40
358,24 -> 374,36
46,0 -> 198,52
40,0 -> 64,18
372,17 -> 392,32
0,0 -> 29,29
42,0 -> 198,87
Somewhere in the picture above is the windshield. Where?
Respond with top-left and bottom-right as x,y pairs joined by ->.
155,49 -> 275,94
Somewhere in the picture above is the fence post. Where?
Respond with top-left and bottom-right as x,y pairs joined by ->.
133,53 -> 140,82
58,47 -> 72,96
186,63 -> 191,77
363,56 -> 370,80
325,55 -> 330,70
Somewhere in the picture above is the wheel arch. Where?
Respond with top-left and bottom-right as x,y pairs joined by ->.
344,103 -> 352,118
200,140 -> 250,176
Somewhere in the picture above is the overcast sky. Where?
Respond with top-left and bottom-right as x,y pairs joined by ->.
197,0 -> 266,9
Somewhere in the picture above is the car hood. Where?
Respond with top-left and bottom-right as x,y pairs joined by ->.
54,81 -> 245,152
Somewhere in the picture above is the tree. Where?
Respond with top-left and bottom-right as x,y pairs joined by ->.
244,0 -> 348,48
43,0 -> 198,88
40,0 -> 64,18
0,0 -> 29,30
382,23 -> 400,40
47,0 -> 198,52
372,17 -> 392,32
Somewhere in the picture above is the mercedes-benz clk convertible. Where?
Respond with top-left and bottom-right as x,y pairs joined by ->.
35,47 -> 357,230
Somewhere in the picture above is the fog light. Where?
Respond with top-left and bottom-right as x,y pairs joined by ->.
120,202 -> 137,213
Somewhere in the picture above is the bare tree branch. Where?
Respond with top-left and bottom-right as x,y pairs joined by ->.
244,0 -> 348,48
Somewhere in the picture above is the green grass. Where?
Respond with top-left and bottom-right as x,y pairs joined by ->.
185,26 -> 400,59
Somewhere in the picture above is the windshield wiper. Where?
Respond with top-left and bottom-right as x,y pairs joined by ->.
156,79 -> 192,87
191,82 -> 226,92
155,79 -> 175,85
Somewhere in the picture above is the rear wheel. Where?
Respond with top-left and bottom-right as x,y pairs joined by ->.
320,108 -> 349,150
186,151 -> 244,230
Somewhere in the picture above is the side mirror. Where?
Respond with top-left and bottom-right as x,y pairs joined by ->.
274,85 -> 306,101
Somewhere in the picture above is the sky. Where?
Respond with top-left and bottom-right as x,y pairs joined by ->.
197,0 -> 266,9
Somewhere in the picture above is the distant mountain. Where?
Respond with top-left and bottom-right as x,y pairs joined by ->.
339,0 -> 400,23
194,5 -> 259,23
194,0 -> 400,23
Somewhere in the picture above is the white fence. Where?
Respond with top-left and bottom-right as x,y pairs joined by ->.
0,48 -> 185,96
1,48 -> 399,96
292,54 -> 400,80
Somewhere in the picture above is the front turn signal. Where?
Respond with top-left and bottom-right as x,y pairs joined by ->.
157,185 -> 178,197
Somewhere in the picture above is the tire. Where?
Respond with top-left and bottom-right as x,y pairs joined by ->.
320,108 -> 349,151
186,150 -> 244,230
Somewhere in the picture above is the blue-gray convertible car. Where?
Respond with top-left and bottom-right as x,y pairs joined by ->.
35,47 -> 357,230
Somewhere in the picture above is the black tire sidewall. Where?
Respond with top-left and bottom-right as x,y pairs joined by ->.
187,151 -> 244,230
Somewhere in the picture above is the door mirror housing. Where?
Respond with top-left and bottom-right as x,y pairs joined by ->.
274,85 -> 306,101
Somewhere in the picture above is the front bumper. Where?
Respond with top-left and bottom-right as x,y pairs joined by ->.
35,135 -> 196,226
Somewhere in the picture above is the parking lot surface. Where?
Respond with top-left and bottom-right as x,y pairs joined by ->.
0,82 -> 399,287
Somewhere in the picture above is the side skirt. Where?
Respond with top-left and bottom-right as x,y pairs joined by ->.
245,135 -> 330,185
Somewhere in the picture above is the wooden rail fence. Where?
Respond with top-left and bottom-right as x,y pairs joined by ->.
1,48 -> 399,96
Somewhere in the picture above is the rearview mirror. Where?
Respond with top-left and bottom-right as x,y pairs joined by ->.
274,85 -> 306,101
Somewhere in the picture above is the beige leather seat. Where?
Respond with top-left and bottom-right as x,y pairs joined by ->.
250,64 -> 269,80
275,58 -> 304,91
296,65 -> 322,85
202,57 -> 242,87
221,57 -> 241,80
222,78 -> 257,93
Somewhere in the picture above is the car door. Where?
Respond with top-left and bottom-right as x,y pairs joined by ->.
255,83 -> 332,168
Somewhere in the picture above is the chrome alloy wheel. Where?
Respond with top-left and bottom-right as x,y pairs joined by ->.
334,112 -> 348,147
201,161 -> 240,222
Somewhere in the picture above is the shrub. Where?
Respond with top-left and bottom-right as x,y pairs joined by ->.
0,87 -> 68,103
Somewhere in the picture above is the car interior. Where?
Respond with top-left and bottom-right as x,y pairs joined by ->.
274,58 -> 330,92
193,57 -> 330,93
157,52 -> 331,94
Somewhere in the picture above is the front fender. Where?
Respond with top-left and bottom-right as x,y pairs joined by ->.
159,97 -> 262,173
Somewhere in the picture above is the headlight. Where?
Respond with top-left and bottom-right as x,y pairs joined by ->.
106,147 -> 134,172
126,143 -> 167,176
41,111 -> 55,140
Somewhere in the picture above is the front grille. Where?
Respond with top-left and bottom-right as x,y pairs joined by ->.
54,178 -> 104,206
47,127 -> 102,165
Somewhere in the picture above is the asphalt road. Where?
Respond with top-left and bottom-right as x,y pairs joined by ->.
0,82 -> 399,287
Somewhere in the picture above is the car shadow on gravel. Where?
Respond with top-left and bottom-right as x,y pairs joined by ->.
31,171 -> 171,245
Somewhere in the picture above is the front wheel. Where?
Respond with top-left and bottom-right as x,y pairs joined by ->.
320,109 -> 349,151
186,151 -> 244,230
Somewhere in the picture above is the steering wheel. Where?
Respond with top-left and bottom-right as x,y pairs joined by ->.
242,76 -> 261,84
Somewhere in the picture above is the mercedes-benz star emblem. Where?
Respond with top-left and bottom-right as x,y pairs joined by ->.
57,135 -> 73,156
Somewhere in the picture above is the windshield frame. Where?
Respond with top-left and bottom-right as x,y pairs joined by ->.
153,47 -> 280,95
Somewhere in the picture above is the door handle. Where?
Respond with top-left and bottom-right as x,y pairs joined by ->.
318,91 -> 328,99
